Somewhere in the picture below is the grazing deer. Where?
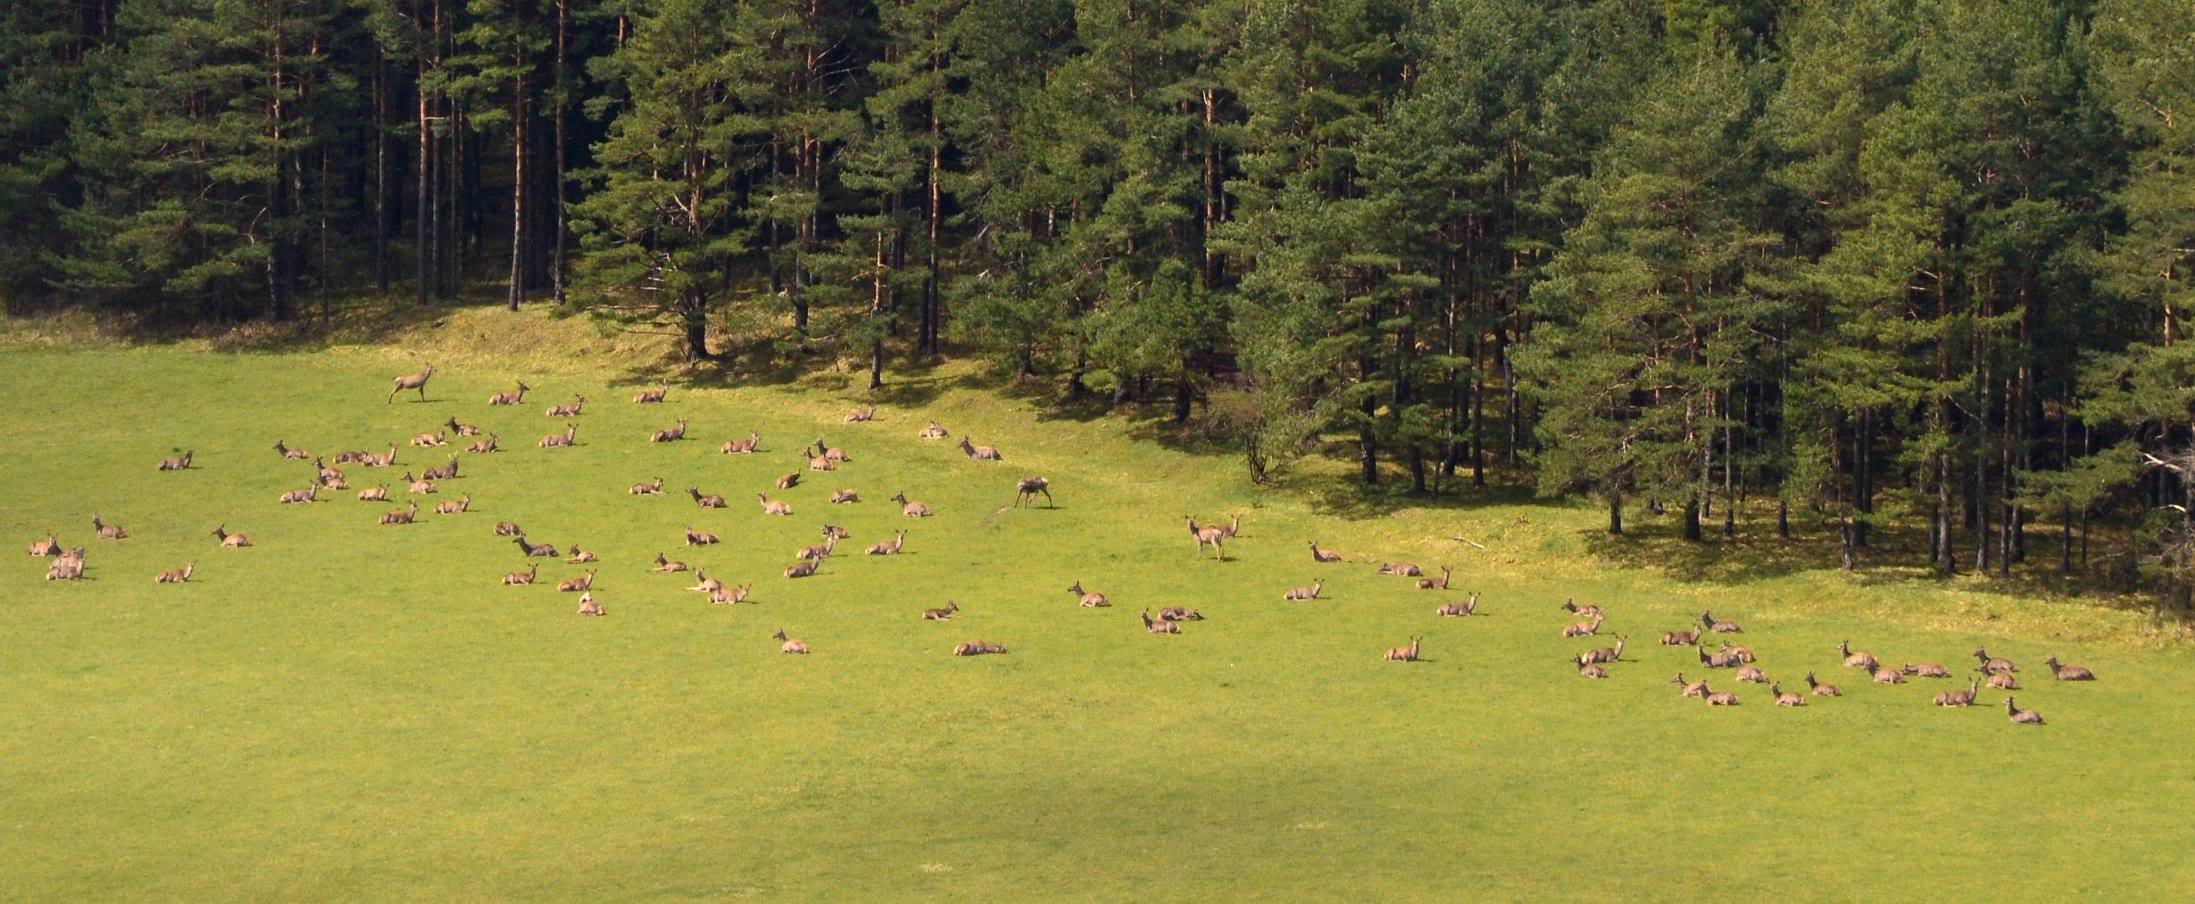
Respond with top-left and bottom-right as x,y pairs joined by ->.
630,477 -> 665,496
1376,562 -> 1423,577
649,419 -> 687,443
546,395 -> 586,418
1773,683 -> 1806,707
2043,656 -> 2095,681
1416,566 -> 1451,591
844,405 -> 875,423
804,449 -> 837,471
813,439 -> 850,463
958,436 -> 1002,460
1988,672 -> 2020,690
1069,582 -> 1110,607
1283,579 -> 1323,601
1703,685 -> 1740,706
1562,615 -> 1602,638
774,629 -> 808,654
495,521 -> 522,537
358,485 -> 389,502
1015,476 -> 1052,507
1560,600 -> 1603,619
775,472 -> 801,490
1673,674 -> 1709,698
796,536 -> 840,561
279,485 -> 319,504
1660,628 -> 1701,646
1435,593 -> 1480,617
954,641 -> 1007,656
919,422 -> 948,440
465,434 -> 500,454
557,570 -> 596,592
1574,655 -> 1607,679
410,430 -> 446,447
577,592 -> 604,616
1904,662 -> 1951,679
890,492 -> 931,517
721,432 -> 760,454
634,384 -> 668,404
1385,636 -> 1423,662
1871,666 -> 1905,684
1973,649 -> 2018,674
710,585 -> 752,605
490,382 -> 530,406
2004,697 -> 2044,725
155,561 -> 195,584
1935,677 -> 1980,707
758,494 -> 792,516
1187,516 -> 1227,560
380,503 -> 419,525
445,416 -> 480,436
565,546 -> 596,564
434,495 -> 471,515
27,536 -> 60,557
515,535 -> 560,556
158,450 -> 194,471
1308,541 -> 1342,563
1141,610 -> 1181,635
92,516 -> 128,540
388,364 -> 437,403
1805,672 -> 1841,697
1158,607 -> 1203,621
1581,636 -> 1626,664
404,472 -> 436,494
684,527 -> 719,546
1839,641 -> 1879,671
539,425 -> 577,448
503,563 -> 538,586
211,525 -> 251,548
653,553 -> 688,573
1736,666 -> 1767,683
783,560 -> 819,579
923,601 -> 960,620
829,489 -> 860,504
1701,610 -> 1742,633
865,530 -> 905,556
274,440 -> 311,460
689,488 -> 727,509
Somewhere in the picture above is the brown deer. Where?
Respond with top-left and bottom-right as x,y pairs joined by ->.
1581,637 -> 1626,665
1703,685 -> 1741,706
445,416 -> 481,436
922,601 -> 960,620
2004,697 -> 2044,725
1904,662 -> 1951,679
1415,566 -> 1451,591
2043,656 -> 2095,681
464,434 -> 500,454
953,641 -> 1007,656
829,489 -> 860,504
890,492 -> 931,517
684,527 -> 719,546
274,440 -> 312,459
155,561 -> 195,584
1015,476 -> 1052,507
92,516 -> 128,539
1574,655 -> 1607,679
1562,615 -> 1602,638
334,449 -> 371,464
1935,677 -> 1980,707
844,405 -> 875,423
653,553 -> 688,573
577,592 -> 604,616
363,445 -> 399,467
1871,666 -> 1905,684
1376,562 -> 1423,577
690,572 -> 723,595
1699,647 -> 1744,669
539,425 -> 577,448
158,450 -> 194,471
1435,593 -> 1480,617
758,494 -> 792,516
1718,642 -> 1755,664
571,547 -> 598,564
633,384 -> 668,404
1141,610 -> 1181,635
503,563 -> 538,586
434,495 -> 472,515
649,419 -> 688,443
1736,665 -> 1767,683
27,535 -> 60,557
774,629 -> 808,654
783,559 -> 819,579
1187,516 -> 1227,560
1988,672 -> 2020,690
1308,541 -> 1342,563
388,364 -> 437,403
547,394 -> 585,417
796,535 -> 840,561
320,474 -> 350,491
1839,641 -> 1879,671
515,535 -> 560,556
804,449 -> 837,472
688,488 -> 727,508
1216,515 -> 1243,540
1973,649 -> 2018,674
46,548 -> 86,580
379,503 -> 419,525
404,472 -> 436,494
1069,582 -> 1110,607
212,525 -> 252,547
1159,607 -> 1204,622
630,477 -> 665,496
1283,579 -> 1324,601
1673,674 -> 1709,698
422,458 -> 458,481
1660,628 -> 1702,646
775,472 -> 801,490
1560,600 -> 1603,619
1772,683 -> 1805,707
495,521 -> 522,536
721,432 -> 760,454
1701,610 -> 1742,633
557,570 -> 596,592
865,530 -> 906,556
710,585 -> 752,605
410,430 -> 446,447
959,436 -> 1002,460
1385,636 -> 1423,662
822,525 -> 850,541
1805,672 -> 1841,697
813,439 -> 850,462
919,421 -> 948,440
279,485 -> 319,504
358,485 -> 389,502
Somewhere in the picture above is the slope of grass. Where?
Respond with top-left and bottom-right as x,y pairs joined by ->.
3,322 -> 2192,900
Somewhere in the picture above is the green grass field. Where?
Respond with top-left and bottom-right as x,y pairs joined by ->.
4,312 -> 2193,900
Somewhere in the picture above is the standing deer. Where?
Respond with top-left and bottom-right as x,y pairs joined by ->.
649,419 -> 688,443
1069,582 -> 1110,607
1187,516 -> 1227,560
721,432 -> 760,454
388,364 -> 436,403
503,563 -> 538,585
757,494 -> 792,516
1308,541 -> 1342,563
634,384 -> 668,404
212,525 -> 252,547
92,516 -> 128,539
489,381 -> 529,406
157,450 -> 194,471
379,503 -> 419,525
958,436 -> 1002,460
1014,476 -> 1052,507
630,477 -> 665,496
539,425 -> 577,448
774,629 -> 808,654
890,492 -> 931,517
865,530 -> 905,555
1385,637 -> 1423,662
1283,580 -> 1323,601
922,601 -> 960,620
155,561 -> 195,584
1416,566 -> 1451,591
1435,593 -> 1479,617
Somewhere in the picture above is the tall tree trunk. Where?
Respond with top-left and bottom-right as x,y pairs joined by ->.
550,0 -> 568,303
416,40 -> 432,307
507,67 -> 525,311
373,48 -> 389,294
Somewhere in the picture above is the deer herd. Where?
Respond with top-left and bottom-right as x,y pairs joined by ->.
21,363 -> 2101,726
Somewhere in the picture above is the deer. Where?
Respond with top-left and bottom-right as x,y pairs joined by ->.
630,477 -> 665,496
1581,637 -> 1626,665
491,382 -> 530,406
822,524 -> 850,541
1158,607 -> 1203,622
434,495 -> 471,515
710,585 -> 752,605
1015,476 -> 1052,507
1804,672 -> 1840,697
46,549 -> 86,580
1872,666 -> 1905,684
954,641 -> 1007,656
279,485 -> 319,504
2004,697 -> 2044,725
1839,641 -> 1879,671
865,530 -> 905,556
1773,683 -> 1806,707
445,416 -> 481,437
503,563 -> 538,586
157,450 -> 194,471
1904,662 -> 1951,679
423,458 -> 459,481
1187,516 -> 1227,560
634,384 -> 668,404
844,405 -> 875,423
1701,610 -> 1742,633
410,430 -> 446,447
1562,615 -> 1602,638
1554,601 -> 1600,621
557,570 -> 596,593
1673,674 -> 1709,698
721,432 -> 760,454
783,559 -> 819,579
958,436 -> 1002,460
758,494 -> 792,516
1736,665 -> 1767,683
1699,646 -> 1744,669
465,434 -> 500,454
320,474 -> 350,491
1574,655 -> 1607,679
1702,685 -> 1740,706
388,364 -> 436,403
1376,562 -> 1423,577
546,394 -> 586,418
684,527 -> 719,546
577,592 -> 604,616
813,438 -> 850,463
774,629 -> 808,654
515,535 -> 560,556
1988,672 -> 2020,690
334,449 -> 371,464
1416,566 -> 1451,591
1435,593 -> 1480,617
1069,582 -> 1110,607
155,561 -> 195,584
565,545 -> 597,564
2043,656 -> 2095,681
380,502 -> 419,525
1385,636 -> 1423,662
1308,541 -> 1342,563
890,492 -> 931,517
368,445 -> 401,468
1141,610 -> 1181,635
1216,515 -> 1243,540
210,524 -> 251,548
274,440 -> 311,460
358,485 -> 389,502
495,521 -> 522,536
539,425 -> 577,448
27,536 -> 60,557
319,460 -> 349,486
796,536 -> 839,561
775,472 -> 802,490
649,419 -> 688,443
919,421 -> 948,440
803,449 -> 837,472
829,489 -> 860,504
1283,579 -> 1324,601
1660,628 -> 1702,646
1935,677 -> 1980,707
1717,642 -> 1755,664
653,553 -> 688,573
92,516 -> 128,540
922,601 -> 960,620
1973,649 -> 2018,674
688,488 -> 727,509
404,472 -> 436,494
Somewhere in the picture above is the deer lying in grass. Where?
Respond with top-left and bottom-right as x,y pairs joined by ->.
829,489 -> 860,504
434,495 -> 471,515
797,536 -> 839,561
822,524 -> 850,541
1699,647 -> 1744,669
1904,662 -> 1951,679
1701,610 -> 1742,633
1560,600 -> 1603,619
783,559 -> 819,579
515,535 -> 560,556
2043,656 -> 2095,681
495,521 -> 522,536
721,432 -> 760,454
954,641 -> 1007,656
445,416 -> 481,437
758,494 -> 792,516
634,384 -> 668,404
1839,641 -> 1878,671
650,419 -> 687,443
890,492 -> 931,517
1308,541 -> 1342,563
158,450 -> 194,471
321,474 -> 350,490
1141,610 -> 1181,635
1736,665 -> 1767,683
865,530 -> 905,556
709,585 -> 751,605
423,458 -> 458,481
155,561 -> 195,584
363,445 -> 399,468
690,572 -> 725,595
775,472 -> 802,490
1673,674 -> 1709,698
465,434 -> 500,454
959,436 -> 1002,461
804,449 -> 836,471
1702,684 -> 1740,706
279,485 -> 319,504
380,503 -> 419,525
684,527 -> 719,546
774,629 -> 808,654
844,405 -> 875,423
814,439 -> 850,463
1661,628 -> 1701,646
1718,642 -> 1755,663
653,553 -> 688,573
1435,593 -> 1480,617
1973,649 -> 2018,674
577,592 -> 604,616
547,394 -> 585,417
1934,677 -> 1980,707
1158,607 -> 1203,621
388,364 -> 436,403
211,525 -> 251,548
92,516 -> 128,540
1773,683 -> 1806,707
1069,582 -> 1109,607
1283,579 -> 1323,601
1988,672 -> 2019,690
1580,637 -> 1626,665
1562,615 -> 1602,638
1015,476 -> 1052,507
46,548 -> 86,580
334,449 -> 371,464
557,570 -> 596,592
404,472 -> 436,494
1574,654 -> 1607,679
922,601 -> 960,620
27,536 -> 60,557
539,425 -> 577,448
358,485 -> 389,502
919,422 -> 948,440
689,488 -> 727,509
1385,636 -> 1423,662
410,430 -> 446,447
503,563 -> 538,586
630,477 -> 664,496
1376,562 -> 1423,577
274,440 -> 311,460
1872,666 -> 1906,684
1187,517 -> 1227,560
1416,566 -> 1451,591
2004,697 -> 2044,725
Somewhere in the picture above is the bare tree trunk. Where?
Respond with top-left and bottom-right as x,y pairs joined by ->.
507,68 -> 525,311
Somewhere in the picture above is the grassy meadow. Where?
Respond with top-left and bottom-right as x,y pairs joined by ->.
3,310 -> 2193,900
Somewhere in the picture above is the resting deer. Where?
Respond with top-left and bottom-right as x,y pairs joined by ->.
710,585 -> 751,605
691,573 -> 725,596
364,445 -> 399,467
829,489 -> 860,504
1015,476 -> 1052,507
822,525 -> 850,541
2004,697 -> 2044,725
423,458 -> 458,481
334,449 -> 371,464
1973,649 -> 2018,674
515,535 -> 560,556
503,563 -> 538,586
279,485 -> 319,504
1376,562 -> 1423,577
684,527 -> 719,546
321,474 -> 349,490
410,430 -> 446,447
1736,665 -> 1767,683
630,477 -> 664,496
865,530 -> 906,556
796,536 -> 839,561
27,536 -> 60,557
804,449 -> 836,472
2043,656 -> 2095,681
1700,647 -> 1744,669
465,434 -> 500,454
1661,628 -> 1701,646
404,472 -> 436,494
923,601 -> 960,620
634,384 -> 668,404
155,561 -> 195,584
1718,642 -> 1755,664
1561,600 -> 1603,619
773,629 -> 808,653
1904,662 -> 1951,679
775,472 -> 801,490
1308,541 -> 1342,563
494,521 -> 522,536
1416,566 -> 1451,591
46,549 -> 86,580
1562,615 -> 1602,638
890,492 -> 931,517
1283,579 -> 1323,601
358,485 -> 389,502
1839,641 -> 1878,671
1574,655 -> 1607,679
758,494 -> 792,516
844,405 -> 875,423
445,416 -> 481,437
954,641 -> 1007,656
557,570 -> 596,592
1673,674 -> 1709,698
565,546 -> 596,564
959,436 -> 1001,461
1435,593 -> 1480,617
1703,685 -> 1740,706
1158,607 -> 1203,622
92,516 -> 128,540
434,495 -> 471,514
721,432 -> 760,454
649,419 -> 687,443
1935,677 -> 1980,707
389,364 -> 437,403
1141,610 -> 1181,635
547,394 -> 585,417
274,440 -> 311,460
577,592 -> 604,616
1069,582 -> 1110,607
689,488 -> 727,509
814,439 -> 850,463
1872,666 -> 1905,684
1385,636 -> 1423,662
1772,683 -> 1806,707
783,559 -> 819,579
1988,672 -> 2020,690
158,450 -> 194,471
539,425 -> 576,448
211,525 -> 251,548
1187,516 -> 1227,560
653,553 -> 688,573
380,502 -> 419,525
1701,610 -> 1742,633
919,422 -> 948,440
1805,672 -> 1841,697
1581,636 -> 1626,665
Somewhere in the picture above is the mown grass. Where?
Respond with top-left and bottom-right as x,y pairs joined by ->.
3,311 -> 2193,901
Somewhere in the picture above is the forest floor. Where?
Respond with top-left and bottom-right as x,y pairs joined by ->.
3,304 -> 2192,900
